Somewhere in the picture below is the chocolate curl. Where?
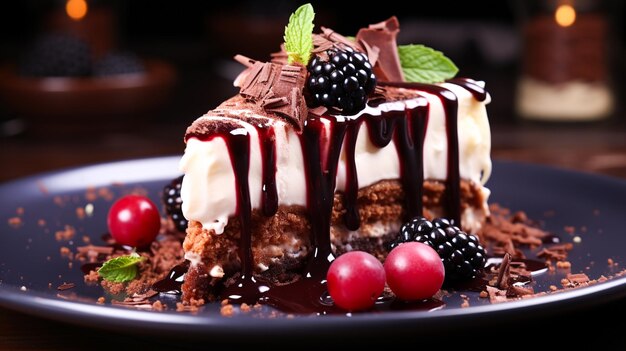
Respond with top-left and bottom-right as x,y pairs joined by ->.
356,16 -> 404,82
237,57 -> 308,131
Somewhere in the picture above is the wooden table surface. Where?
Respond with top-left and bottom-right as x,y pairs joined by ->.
1,118 -> 626,349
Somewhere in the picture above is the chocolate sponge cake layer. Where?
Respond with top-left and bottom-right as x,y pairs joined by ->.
181,179 -> 487,302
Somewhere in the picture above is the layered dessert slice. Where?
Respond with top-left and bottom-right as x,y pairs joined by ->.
178,13 -> 491,304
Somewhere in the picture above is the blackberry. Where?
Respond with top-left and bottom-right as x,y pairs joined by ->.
19,33 -> 92,77
391,217 -> 486,281
93,52 -> 145,77
307,47 -> 376,115
163,176 -> 188,232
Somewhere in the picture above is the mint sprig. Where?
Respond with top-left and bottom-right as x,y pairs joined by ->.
97,252 -> 144,283
398,44 -> 458,84
284,3 -> 315,66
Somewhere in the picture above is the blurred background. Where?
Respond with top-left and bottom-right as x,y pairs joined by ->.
0,0 -> 625,182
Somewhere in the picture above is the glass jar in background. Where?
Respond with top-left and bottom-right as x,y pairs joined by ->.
515,0 -> 616,122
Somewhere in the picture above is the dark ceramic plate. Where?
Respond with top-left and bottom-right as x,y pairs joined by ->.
1,157 -> 626,337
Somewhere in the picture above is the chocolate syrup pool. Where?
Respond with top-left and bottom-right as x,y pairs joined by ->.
171,80 -> 494,313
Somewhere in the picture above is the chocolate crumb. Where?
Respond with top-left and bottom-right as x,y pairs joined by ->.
556,261 -> 572,269
54,225 -> 76,241
240,303 -> 252,313
84,270 -> 99,283
76,207 -> 85,219
220,304 -> 235,317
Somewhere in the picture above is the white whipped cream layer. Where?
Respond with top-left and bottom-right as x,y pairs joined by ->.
180,83 -> 492,234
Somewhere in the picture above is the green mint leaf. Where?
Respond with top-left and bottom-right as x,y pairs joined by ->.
97,252 -> 144,283
284,3 -> 315,66
398,44 -> 459,84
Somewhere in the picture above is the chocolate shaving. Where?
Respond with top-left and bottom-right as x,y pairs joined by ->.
536,243 -> 573,261
236,57 -> 307,131
57,283 -> 75,291
567,273 -> 590,284
508,286 -> 534,297
356,16 -> 404,82
495,253 -> 511,289
479,204 -> 550,259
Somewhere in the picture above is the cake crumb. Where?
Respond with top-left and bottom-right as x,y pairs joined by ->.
60,246 -> 72,258
564,226 -> 575,235
220,304 -> 235,317
152,300 -> 164,311
37,219 -> 46,227
549,285 -> 558,291
84,270 -> 99,283
101,280 -> 124,295
240,303 -> 251,313
97,297 -> 105,304
8,217 -> 22,228
189,298 -> 205,307
460,297 -> 470,308
608,258 -> 614,266
221,299 -> 229,306
479,290 -> 488,298
16,207 -> 24,215
55,225 -> 76,241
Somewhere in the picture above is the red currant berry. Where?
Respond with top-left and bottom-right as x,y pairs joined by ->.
107,195 -> 161,248
327,251 -> 385,311
384,242 -> 445,301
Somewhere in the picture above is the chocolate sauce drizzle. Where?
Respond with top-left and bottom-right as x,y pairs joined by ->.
380,82 -> 461,224
258,125 -> 278,217
175,82 -> 485,309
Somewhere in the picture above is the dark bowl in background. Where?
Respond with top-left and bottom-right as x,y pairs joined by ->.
0,59 -> 176,135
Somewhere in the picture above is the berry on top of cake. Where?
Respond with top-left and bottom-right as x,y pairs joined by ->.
173,4 -> 492,308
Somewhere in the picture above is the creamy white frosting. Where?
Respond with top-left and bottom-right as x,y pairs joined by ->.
180,82 -> 492,234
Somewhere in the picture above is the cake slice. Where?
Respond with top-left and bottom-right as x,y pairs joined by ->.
178,14 -> 491,304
